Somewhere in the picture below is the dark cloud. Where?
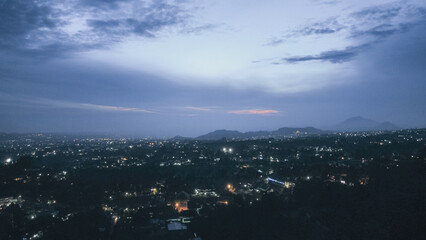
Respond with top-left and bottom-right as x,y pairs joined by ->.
348,4 -> 426,41
298,19 -> 344,35
0,0 -> 57,50
266,3 -> 424,48
307,28 -> 336,34
266,18 -> 343,46
283,44 -> 369,64
87,4 -> 185,38
350,23 -> 414,40
350,4 -> 426,40
353,24 -> 398,38
351,6 -> 401,21
87,19 -> 122,32
79,0 -> 130,9
0,0 -> 190,58
84,0 -> 188,37
0,0 -> 80,58
275,4 -> 426,64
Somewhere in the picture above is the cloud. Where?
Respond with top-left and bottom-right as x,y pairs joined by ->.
271,2 -> 423,48
296,18 -> 344,36
229,109 -> 279,115
266,39 -> 284,46
86,2 -> 186,38
276,3 -> 426,64
348,5 -> 426,40
0,91 -> 156,113
351,5 -> 401,21
0,0 -> 191,57
283,44 -> 369,63
180,24 -> 219,34
33,98 -> 155,113
2,0 -> 426,97
312,0 -> 341,6
183,106 -> 215,111
78,0 -> 131,9
348,4 -> 426,40
351,24 -> 401,39
0,0 -> 58,51
266,18 -> 343,46
78,103 -> 154,113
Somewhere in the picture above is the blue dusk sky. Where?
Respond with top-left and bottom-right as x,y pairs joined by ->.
1,0 -> 425,137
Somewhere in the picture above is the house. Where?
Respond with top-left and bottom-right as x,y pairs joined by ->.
174,191 -> 190,212
167,222 -> 187,231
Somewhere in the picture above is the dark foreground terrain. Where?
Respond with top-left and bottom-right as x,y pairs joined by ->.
0,129 -> 425,240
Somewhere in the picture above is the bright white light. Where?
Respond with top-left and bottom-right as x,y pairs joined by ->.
5,158 -> 11,163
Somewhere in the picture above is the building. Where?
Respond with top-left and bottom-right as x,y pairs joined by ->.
167,222 -> 187,231
174,191 -> 190,212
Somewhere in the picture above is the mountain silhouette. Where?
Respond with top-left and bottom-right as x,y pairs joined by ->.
334,117 -> 400,132
196,127 -> 324,140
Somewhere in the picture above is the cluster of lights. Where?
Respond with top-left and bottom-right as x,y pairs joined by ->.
222,148 -> 233,153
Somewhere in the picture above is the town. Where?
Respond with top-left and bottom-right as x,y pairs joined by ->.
0,129 -> 425,240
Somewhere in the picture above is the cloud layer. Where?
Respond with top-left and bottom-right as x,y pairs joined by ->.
0,0 -> 191,57
1,0 -> 426,136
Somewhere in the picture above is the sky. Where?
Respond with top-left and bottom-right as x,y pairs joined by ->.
0,0 -> 425,137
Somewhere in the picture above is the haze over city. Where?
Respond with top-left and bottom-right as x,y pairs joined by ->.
1,0 -> 426,137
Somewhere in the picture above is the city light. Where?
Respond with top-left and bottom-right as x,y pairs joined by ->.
0,126 -> 423,238
222,148 -> 233,153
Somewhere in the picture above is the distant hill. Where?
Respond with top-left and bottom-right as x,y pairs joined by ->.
334,117 -> 400,132
170,135 -> 192,141
196,127 -> 325,140
195,130 -> 245,140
